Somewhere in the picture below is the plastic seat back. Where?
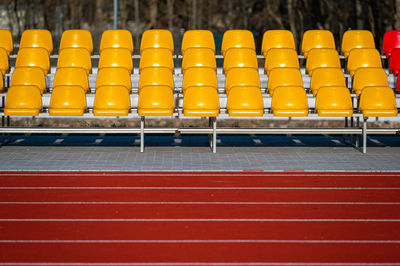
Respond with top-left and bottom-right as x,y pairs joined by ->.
53,67 -> 89,93
140,29 -> 174,54
221,30 -> 255,56
96,67 -> 132,91
57,48 -> 92,75
310,68 -> 346,96
306,48 -> 340,76
265,48 -> 299,75
316,86 -> 353,117
341,30 -> 375,58
0,48 -> 9,75
182,48 -> 216,74
227,86 -> 264,117
383,30 -> 400,58
223,48 -> 258,74
225,68 -> 260,95
99,48 -> 133,73
5,85 -> 42,116
139,67 -> 174,91
139,48 -> 174,73
353,68 -> 388,96
347,48 -> 382,77
301,30 -> 335,58
15,47 -> 50,75
94,85 -> 131,116
20,29 -> 53,55
390,49 -> 400,76
100,29 -> 133,53
261,30 -> 295,57
138,86 -> 175,116
11,67 -> 46,94
271,86 -> 309,116
0,29 -> 13,55
360,86 -> 398,117
267,68 -> 303,96
183,86 -> 220,117
60,30 -> 93,53
49,86 -> 87,116
182,30 -> 215,55
183,68 -> 217,93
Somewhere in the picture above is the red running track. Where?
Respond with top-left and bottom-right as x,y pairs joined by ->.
0,171 -> 400,265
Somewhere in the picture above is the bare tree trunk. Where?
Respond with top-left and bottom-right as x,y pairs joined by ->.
395,0 -> 400,29
287,0 -> 297,45
95,0 -> 104,32
356,0 -> 363,29
192,0 -> 197,29
167,0 -> 174,30
228,0 -> 233,29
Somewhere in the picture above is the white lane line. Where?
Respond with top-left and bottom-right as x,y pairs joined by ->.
1,218 -> 399,222
94,139 -> 103,144
292,139 -> 303,145
0,240 -> 399,243
53,139 -> 64,144
134,139 -> 141,144
1,187 -> 399,190
253,139 -> 262,144
370,139 -> 383,145
216,139 -> 222,144
331,139 -> 342,145
1,201 -> 399,205
12,139 -> 24,144
2,263 -> 400,266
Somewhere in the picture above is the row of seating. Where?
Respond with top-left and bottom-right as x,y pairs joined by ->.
1,29 -> 399,117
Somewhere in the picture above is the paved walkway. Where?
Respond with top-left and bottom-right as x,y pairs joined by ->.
0,135 -> 399,171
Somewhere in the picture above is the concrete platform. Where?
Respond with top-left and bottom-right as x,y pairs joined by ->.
0,135 -> 399,171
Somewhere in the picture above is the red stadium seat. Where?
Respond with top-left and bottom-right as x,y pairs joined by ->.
389,49 -> 400,76
397,77 -> 400,92
383,30 -> 400,58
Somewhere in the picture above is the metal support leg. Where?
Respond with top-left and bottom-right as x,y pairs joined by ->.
350,117 -> 354,145
355,117 -> 360,148
140,117 -> 145,153
363,117 -> 367,154
1,116 -> 4,147
212,117 -> 217,153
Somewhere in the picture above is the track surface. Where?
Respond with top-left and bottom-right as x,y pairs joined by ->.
0,171 -> 399,265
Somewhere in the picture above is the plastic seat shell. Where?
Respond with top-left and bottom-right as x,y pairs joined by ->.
310,68 -> 346,96
302,30 -> 335,58
267,68 -> 303,96
49,85 -> 87,116
15,47 -> 50,75
271,86 -> 309,116
139,67 -> 174,92
5,85 -> 42,116
183,68 -> 217,94
341,30 -> 375,58
60,30 -> 93,53
98,48 -> 133,73
225,68 -> 260,95
383,30 -> 400,58
181,30 -> 215,55
138,86 -> 175,116
221,30 -> 255,57
0,29 -> 13,55
315,86 -> 353,117
227,86 -> 264,117
57,48 -> 92,75
306,48 -> 340,76
11,67 -> 46,94
96,67 -> 132,92
183,87 -> 220,117
94,85 -> 131,116
262,30 -> 295,57
139,48 -> 174,73
140,29 -> 174,54
353,68 -> 388,96
20,29 -> 53,55
360,86 -> 398,117
53,67 -> 89,93
182,48 -> 216,74
100,29 -> 133,53
223,48 -> 258,74
347,48 -> 382,77
264,48 -> 299,75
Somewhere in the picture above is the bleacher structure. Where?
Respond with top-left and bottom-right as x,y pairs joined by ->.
0,28 -> 399,153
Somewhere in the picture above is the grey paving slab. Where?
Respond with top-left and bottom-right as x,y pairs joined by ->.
0,135 -> 399,171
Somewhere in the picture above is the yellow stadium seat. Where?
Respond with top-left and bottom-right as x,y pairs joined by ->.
139,48 -> 174,73
227,87 -> 264,117
96,67 -> 132,92
360,86 -> 398,117
59,30 -> 93,53
261,30 -> 296,57
301,30 -> 335,58
353,68 -> 388,96
267,68 -> 303,96
221,30 -> 255,57
4,85 -> 42,116
139,67 -> 174,91
98,48 -> 133,73
182,48 -> 216,74
310,68 -> 346,96
264,48 -> 299,75
271,86 -> 308,116
341,30 -> 375,58
57,48 -> 92,75
10,67 -> 46,94
100,29 -> 133,53
53,67 -> 89,93
49,86 -> 86,116
183,87 -> 220,117
140,29 -> 174,53
225,68 -> 260,95
94,85 -> 131,116
182,68 -> 217,94
0,74 -> 3,92
0,29 -> 13,55
138,86 -> 175,116
20,29 -> 53,55
15,47 -> 50,75
0,48 -> 9,75
223,48 -> 258,74
315,86 -> 353,116
306,48 -> 340,76
347,48 -> 382,77
181,30 -> 215,55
